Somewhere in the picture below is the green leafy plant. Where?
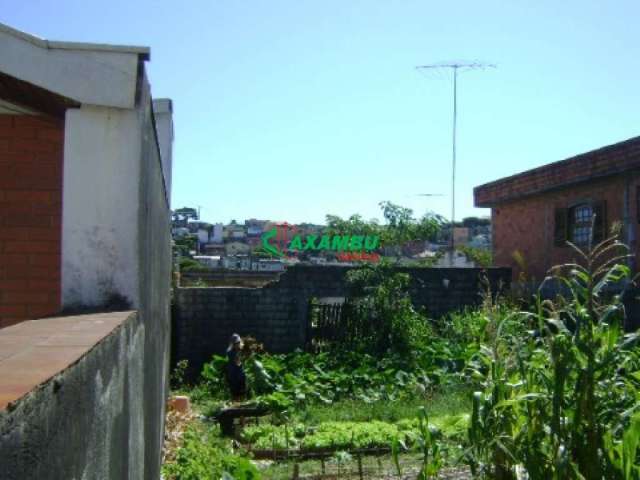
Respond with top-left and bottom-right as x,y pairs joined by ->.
415,407 -> 443,479
464,229 -> 640,479
162,424 -> 261,480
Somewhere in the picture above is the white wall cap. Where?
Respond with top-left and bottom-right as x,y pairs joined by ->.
0,22 -> 150,59
0,22 -> 149,109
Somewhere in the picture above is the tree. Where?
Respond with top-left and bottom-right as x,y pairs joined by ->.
325,214 -> 381,237
172,207 -> 199,227
378,201 -> 443,248
325,201 -> 445,259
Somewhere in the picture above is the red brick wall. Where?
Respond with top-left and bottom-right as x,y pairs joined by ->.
475,137 -> 640,207
492,174 -> 640,281
0,114 -> 64,328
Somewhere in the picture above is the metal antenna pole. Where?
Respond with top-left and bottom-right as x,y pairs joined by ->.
451,66 -> 457,248
415,61 -> 495,257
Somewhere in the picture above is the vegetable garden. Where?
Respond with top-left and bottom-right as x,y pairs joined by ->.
163,233 -> 640,480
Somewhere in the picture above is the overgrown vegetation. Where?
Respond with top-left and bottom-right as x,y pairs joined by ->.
464,232 -> 640,479
164,230 -> 640,480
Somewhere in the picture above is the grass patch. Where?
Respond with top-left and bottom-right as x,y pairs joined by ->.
294,384 -> 471,426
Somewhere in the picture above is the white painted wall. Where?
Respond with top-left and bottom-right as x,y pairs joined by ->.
211,223 -> 223,244
62,106 -> 141,308
152,99 -> 173,204
197,228 -> 209,245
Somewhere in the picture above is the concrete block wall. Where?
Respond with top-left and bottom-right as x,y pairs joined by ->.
0,114 -> 64,328
173,266 -> 511,378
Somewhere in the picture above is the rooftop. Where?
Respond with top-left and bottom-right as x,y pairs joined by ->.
474,136 -> 640,207
0,22 -> 150,60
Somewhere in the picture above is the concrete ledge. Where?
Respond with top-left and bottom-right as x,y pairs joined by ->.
0,311 -> 135,410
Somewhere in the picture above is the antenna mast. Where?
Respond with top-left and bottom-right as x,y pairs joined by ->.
415,61 -> 495,255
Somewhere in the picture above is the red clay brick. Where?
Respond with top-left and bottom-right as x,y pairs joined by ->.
27,304 -> 59,318
0,125 -> 36,140
0,115 -> 63,324
0,305 -> 27,317
0,115 -> 14,129
10,137 -> 61,155
31,203 -> 60,216
4,241 -> 58,254
36,128 -> 64,143
2,292 -> 51,305
0,152 -> 37,164
27,279 -> 60,290
3,214 -> 54,228
12,115 -> 60,129
4,191 -> 53,203
28,255 -> 59,268
0,279 -> 28,291
0,228 -> 29,241
0,254 -> 29,267
22,227 -> 60,242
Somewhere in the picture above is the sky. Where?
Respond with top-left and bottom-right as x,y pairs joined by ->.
2,1 -> 639,225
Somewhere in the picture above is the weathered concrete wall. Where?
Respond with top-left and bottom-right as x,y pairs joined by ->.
62,105 -> 141,309
0,312 -> 146,480
136,70 -> 172,480
173,266 -> 511,378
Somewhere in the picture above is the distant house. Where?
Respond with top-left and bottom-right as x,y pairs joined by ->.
222,255 -> 251,270
474,136 -> 640,281
203,243 -> 226,256
211,223 -> 224,244
193,255 -> 221,268
252,259 -> 285,272
453,227 -> 470,247
225,223 -> 246,240
245,218 -> 268,236
225,241 -> 251,256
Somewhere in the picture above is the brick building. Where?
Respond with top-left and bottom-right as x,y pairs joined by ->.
0,22 -> 174,479
474,136 -> 640,282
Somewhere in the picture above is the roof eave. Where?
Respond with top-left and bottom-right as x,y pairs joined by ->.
0,22 -> 150,60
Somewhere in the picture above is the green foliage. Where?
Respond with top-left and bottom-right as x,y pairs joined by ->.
171,359 -> 189,391
344,261 -> 433,357
179,257 -> 209,272
241,416 -> 461,453
464,233 -> 640,479
162,424 -> 260,480
457,245 -> 493,267
325,213 -> 382,238
325,201 -> 444,254
415,407 -> 443,479
200,348 -> 456,409
174,235 -> 197,257
378,201 -> 444,248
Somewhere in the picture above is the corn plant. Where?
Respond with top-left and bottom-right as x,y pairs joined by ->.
416,407 -> 442,479
465,228 -> 640,479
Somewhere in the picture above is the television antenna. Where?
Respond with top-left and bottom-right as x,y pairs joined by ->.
415,61 -> 496,250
